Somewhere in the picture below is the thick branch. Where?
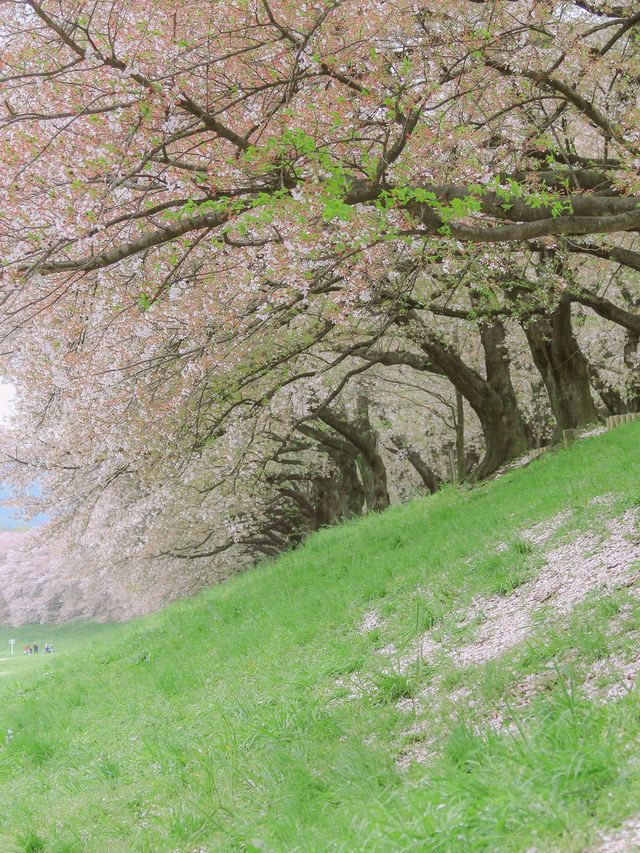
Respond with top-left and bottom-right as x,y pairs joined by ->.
568,289 -> 640,335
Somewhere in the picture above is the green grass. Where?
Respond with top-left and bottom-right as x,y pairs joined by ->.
0,423 -> 639,851
0,622 -> 126,685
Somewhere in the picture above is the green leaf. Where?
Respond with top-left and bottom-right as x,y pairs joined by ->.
322,198 -> 353,222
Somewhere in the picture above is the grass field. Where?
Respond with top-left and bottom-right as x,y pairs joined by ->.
0,622 -> 126,686
1,423 -> 640,852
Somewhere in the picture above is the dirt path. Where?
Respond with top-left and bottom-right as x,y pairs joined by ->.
394,504 -> 640,769
593,817 -> 640,852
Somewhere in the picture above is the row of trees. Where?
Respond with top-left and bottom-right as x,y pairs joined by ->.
0,0 -> 639,595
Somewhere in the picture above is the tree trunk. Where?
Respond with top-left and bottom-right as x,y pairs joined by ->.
523,295 -> 600,438
589,366 -> 626,415
478,318 -> 531,458
403,313 -> 530,479
455,389 -> 466,483
314,402 -> 390,512
390,434 -> 441,494
296,423 -> 366,524
624,330 -> 640,413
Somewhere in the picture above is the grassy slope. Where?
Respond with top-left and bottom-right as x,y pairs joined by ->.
0,623 -> 125,686
0,424 -> 639,852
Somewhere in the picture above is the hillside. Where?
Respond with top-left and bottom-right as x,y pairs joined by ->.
1,423 -> 640,852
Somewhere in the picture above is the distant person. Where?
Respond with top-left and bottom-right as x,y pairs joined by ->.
23,644 -> 29,655
33,643 -> 39,654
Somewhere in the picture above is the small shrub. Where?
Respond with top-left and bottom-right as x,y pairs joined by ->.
510,538 -> 534,556
16,831 -> 46,853
443,723 -> 491,771
475,551 -> 533,596
372,672 -> 414,704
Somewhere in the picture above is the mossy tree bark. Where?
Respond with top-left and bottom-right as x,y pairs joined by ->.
523,295 -> 600,437
315,399 -> 390,512
404,313 -> 530,479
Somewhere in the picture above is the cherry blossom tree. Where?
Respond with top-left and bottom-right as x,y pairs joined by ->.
1,0 -> 639,602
